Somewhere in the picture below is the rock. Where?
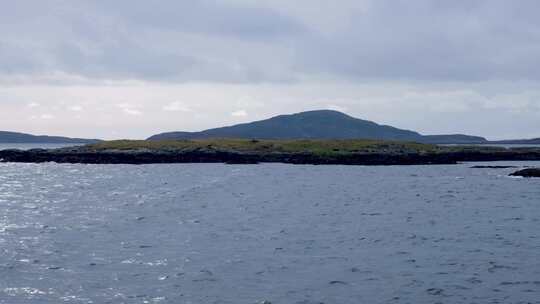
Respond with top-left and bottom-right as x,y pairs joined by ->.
510,168 -> 540,178
47,266 -> 62,270
426,288 -> 444,296
329,280 -> 348,285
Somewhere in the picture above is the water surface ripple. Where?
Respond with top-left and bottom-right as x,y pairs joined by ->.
1,162 -> 539,303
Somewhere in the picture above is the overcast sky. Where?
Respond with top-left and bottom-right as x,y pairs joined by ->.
1,0 -> 539,139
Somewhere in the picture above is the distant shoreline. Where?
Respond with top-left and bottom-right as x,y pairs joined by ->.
1,139 -> 540,165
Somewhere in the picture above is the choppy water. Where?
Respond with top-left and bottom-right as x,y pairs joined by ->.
0,162 -> 539,304
440,144 -> 540,149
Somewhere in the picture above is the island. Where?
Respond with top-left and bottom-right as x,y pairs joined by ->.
1,110 -> 539,166
1,139 -> 540,165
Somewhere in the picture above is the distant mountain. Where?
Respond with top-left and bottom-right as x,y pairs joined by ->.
149,110 -> 422,141
148,109 -> 487,143
0,131 -> 101,144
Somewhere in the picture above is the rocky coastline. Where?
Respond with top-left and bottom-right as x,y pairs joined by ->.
2,147 -> 540,166
510,168 -> 540,178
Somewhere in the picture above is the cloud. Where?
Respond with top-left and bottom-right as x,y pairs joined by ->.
1,1 -> 540,140
163,101 -> 193,112
68,105 -> 84,112
123,109 -> 142,116
40,114 -> 54,120
116,103 -> 143,116
2,0 -> 539,84
326,104 -> 347,113
26,102 -> 40,108
231,109 -> 248,117
30,113 -> 54,120
2,81 -> 538,140
0,0 -> 304,84
291,0 -> 540,82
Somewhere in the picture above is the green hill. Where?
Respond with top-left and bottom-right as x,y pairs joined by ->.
148,109 -> 487,144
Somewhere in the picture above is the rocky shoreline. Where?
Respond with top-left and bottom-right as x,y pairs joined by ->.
2,148 -> 540,166
510,168 -> 540,178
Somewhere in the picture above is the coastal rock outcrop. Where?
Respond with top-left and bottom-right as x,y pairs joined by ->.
2,140 -> 540,166
510,168 -> 540,178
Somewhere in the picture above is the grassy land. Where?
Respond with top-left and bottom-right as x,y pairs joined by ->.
85,139 -> 441,155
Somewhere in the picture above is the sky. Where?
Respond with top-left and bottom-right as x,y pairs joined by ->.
1,0 -> 539,140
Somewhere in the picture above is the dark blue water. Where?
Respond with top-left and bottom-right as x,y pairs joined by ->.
1,162 -> 539,303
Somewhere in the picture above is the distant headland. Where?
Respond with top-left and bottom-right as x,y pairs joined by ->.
0,131 -> 100,144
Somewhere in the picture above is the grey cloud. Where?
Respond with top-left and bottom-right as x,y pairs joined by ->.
1,0 -> 540,83
89,0 -> 306,39
54,41 -> 199,80
294,0 -> 540,82
0,43 -> 45,74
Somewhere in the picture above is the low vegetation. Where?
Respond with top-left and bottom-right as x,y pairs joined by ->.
3,138 -> 539,165
86,138 -> 440,155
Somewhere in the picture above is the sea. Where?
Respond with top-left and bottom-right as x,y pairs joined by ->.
440,144 -> 540,149
0,143 -> 85,151
0,160 -> 539,304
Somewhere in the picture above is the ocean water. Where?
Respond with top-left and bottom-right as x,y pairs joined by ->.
440,144 -> 540,149
0,162 -> 539,304
0,143 -> 85,151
